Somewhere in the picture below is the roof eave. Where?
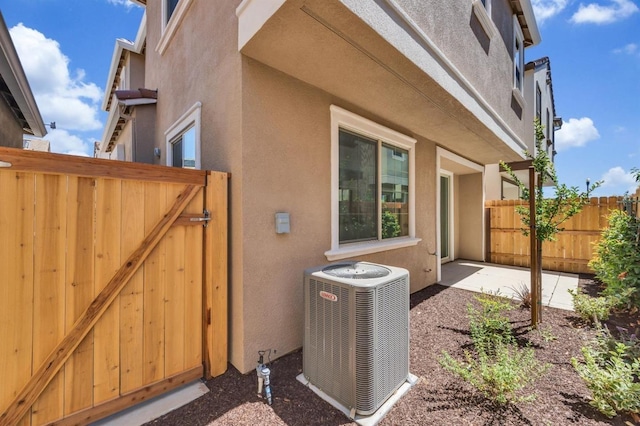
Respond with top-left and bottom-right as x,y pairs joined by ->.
0,12 -> 47,137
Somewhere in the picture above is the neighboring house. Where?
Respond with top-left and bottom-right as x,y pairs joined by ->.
101,0 -> 541,373
98,14 -> 157,162
0,11 -> 46,148
486,56 -> 561,199
23,137 -> 50,152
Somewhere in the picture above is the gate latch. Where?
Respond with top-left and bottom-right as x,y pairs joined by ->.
190,209 -> 211,227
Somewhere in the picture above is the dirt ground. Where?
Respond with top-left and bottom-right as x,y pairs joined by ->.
146,275 -> 638,425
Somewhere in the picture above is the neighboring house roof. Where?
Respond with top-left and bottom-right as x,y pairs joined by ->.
101,12 -> 147,111
0,11 -> 46,137
525,56 -> 558,122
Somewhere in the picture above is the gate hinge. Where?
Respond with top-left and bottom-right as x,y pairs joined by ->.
190,209 -> 211,227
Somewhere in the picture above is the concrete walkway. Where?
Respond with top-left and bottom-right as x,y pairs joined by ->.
438,260 -> 578,311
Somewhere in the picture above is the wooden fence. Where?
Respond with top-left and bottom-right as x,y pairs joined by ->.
485,193 -> 637,274
0,147 -> 228,426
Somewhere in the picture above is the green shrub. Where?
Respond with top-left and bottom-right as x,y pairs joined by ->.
572,336 -> 640,418
441,341 -> 549,404
589,209 -> 640,308
468,292 -> 515,353
440,291 -> 549,404
568,289 -> 615,325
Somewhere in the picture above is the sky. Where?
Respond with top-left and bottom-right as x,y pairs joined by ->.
0,0 -> 638,196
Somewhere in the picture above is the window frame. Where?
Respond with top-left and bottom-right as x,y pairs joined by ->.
165,102 -> 202,169
512,15 -> 525,107
326,105 -> 420,261
157,0 -> 194,55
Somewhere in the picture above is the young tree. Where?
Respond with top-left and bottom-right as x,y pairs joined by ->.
500,119 -> 601,325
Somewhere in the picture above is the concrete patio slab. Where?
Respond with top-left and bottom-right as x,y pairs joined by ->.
439,260 -> 578,311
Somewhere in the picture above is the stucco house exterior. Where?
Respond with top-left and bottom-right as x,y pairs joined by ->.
100,0 -> 541,374
485,56 -> 561,200
0,11 -> 46,148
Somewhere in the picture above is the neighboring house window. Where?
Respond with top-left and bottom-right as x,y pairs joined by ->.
535,83 -> 541,121
501,177 -> 520,200
513,16 -> 524,94
326,106 -> 420,261
165,102 -> 201,169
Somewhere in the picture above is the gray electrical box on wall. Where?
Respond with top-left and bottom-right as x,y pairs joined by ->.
275,212 -> 290,234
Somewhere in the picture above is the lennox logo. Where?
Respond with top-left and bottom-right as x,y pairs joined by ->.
319,291 -> 338,302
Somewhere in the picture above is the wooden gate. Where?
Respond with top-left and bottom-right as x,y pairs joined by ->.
0,147 -> 228,426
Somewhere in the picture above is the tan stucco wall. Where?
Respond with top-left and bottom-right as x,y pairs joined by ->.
457,173 -> 484,261
238,59 -> 438,373
0,98 -> 24,148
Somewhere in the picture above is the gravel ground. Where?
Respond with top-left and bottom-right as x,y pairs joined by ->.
146,275 -> 638,426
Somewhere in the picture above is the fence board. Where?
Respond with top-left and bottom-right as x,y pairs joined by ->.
142,183 -> 167,385
93,179 -> 122,404
31,174 -> 67,425
485,196 -> 630,274
0,172 -> 35,426
119,180 -> 145,394
63,177 -> 95,415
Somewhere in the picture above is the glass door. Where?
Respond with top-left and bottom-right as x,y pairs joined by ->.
440,174 -> 451,263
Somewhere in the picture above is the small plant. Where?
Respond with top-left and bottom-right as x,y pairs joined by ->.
572,334 -> 640,418
568,288 -> 615,326
441,341 -> 550,404
509,282 -> 532,308
468,292 -> 515,352
533,325 -> 558,342
440,290 -> 549,404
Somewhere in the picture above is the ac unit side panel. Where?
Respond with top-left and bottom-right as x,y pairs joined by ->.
374,275 -> 410,411
354,288 -> 376,414
304,276 -> 354,409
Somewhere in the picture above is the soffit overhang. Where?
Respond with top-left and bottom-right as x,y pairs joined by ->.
0,11 -> 46,137
237,0 -> 527,165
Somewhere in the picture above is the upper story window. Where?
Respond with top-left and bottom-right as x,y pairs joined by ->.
166,0 -> 179,24
472,0 -> 496,39
157,0 -> 194,55
326,106 -> 420,261
166,102 -> 201,169
535,83 -> 542,120
513,16 -> 524,94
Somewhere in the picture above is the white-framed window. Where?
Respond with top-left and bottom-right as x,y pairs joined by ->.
512,15 -> 525,105
157,0 -> 194,55
325,106 -> 420,261
165,102 -> 201,169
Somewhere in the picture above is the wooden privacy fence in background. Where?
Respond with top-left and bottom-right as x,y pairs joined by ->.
0,147 -> 228,426
485,195 -> 633,274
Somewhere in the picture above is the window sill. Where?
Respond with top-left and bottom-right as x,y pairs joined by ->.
324,237 -> 422,261
512,87 -> 525,109
472,0 -> 496,39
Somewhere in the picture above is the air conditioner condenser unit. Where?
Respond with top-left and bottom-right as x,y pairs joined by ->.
300,261 -> 415,419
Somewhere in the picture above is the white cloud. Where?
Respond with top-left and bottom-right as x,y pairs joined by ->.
9,23 -> 102,131
613,42 -> 639,55
44,129 -> 92,156
555,117 -> 600,151
532,0 -> 569,24
106,0 -> 141,10
570,0 -> 639,24
600,166 -> 639,194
